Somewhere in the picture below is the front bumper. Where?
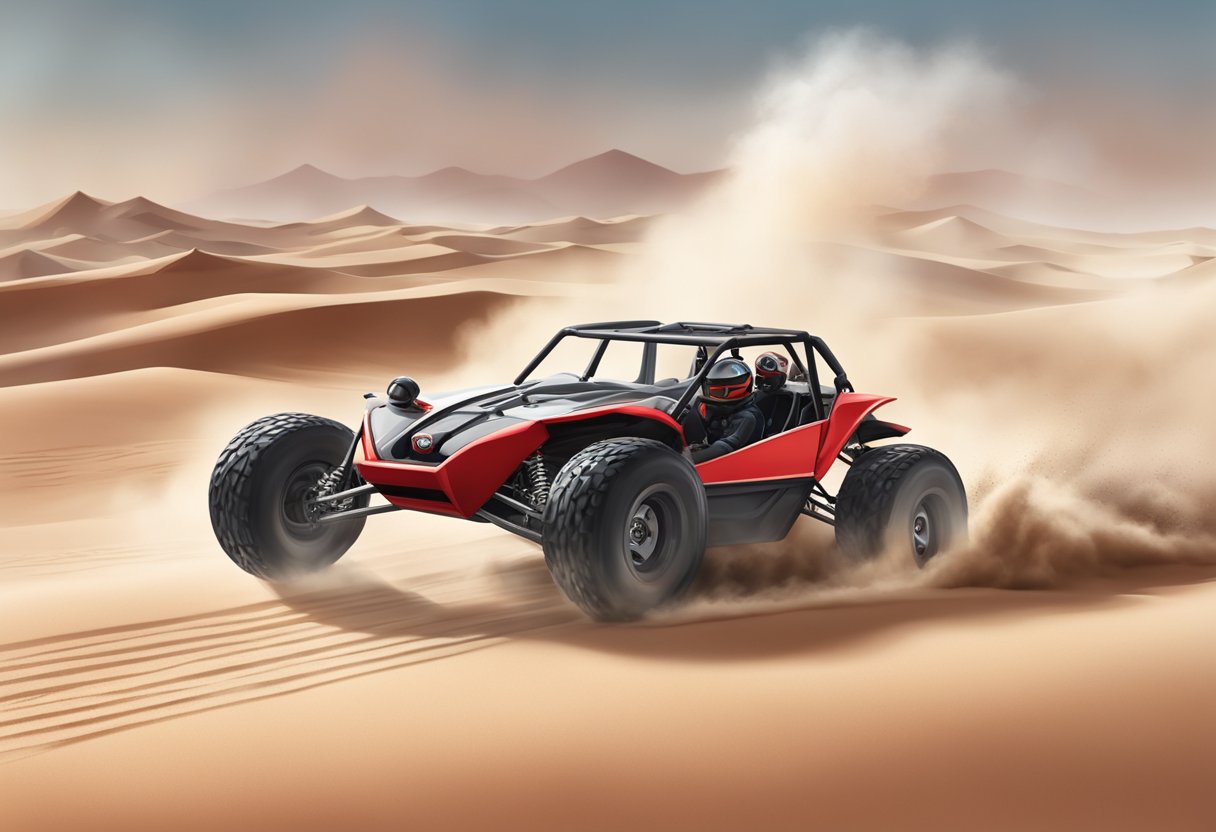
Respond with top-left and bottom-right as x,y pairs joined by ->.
354,414 -> 548,518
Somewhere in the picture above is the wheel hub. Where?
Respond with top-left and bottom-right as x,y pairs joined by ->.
912,507 -> 932,558
282,462 -> 331,538
626,501 -> 660,566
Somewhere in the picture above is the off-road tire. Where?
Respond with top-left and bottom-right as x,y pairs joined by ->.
542,438 -> 707,621
209,413 -> 368,579
835,444 -> 967,566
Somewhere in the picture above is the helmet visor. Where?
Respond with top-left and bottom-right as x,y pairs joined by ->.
705,379 -> 751,401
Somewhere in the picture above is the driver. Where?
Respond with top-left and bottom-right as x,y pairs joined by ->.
686,358 -> 765,463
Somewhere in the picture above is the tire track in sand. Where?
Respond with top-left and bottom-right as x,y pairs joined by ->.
0,574 -> 579,761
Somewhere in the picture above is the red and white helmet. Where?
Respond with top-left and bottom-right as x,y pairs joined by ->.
754,351 -> 789,392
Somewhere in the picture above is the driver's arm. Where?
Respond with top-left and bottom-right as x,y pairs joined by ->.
690,409 -> 763,464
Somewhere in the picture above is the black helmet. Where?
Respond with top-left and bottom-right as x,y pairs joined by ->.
701,358 -> 753,407
754,351 -> 789,392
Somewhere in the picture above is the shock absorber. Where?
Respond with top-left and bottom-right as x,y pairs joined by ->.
524,452 -> 550,508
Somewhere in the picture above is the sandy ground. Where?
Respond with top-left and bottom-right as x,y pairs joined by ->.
1,191 -> 1214,830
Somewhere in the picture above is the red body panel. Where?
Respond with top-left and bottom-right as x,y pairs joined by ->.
813,393 -> 896,478
696,422 -> 824,484
693,392 -> 897,484
356,416 -> 549,517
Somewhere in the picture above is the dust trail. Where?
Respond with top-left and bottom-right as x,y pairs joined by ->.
626,29 -> 1018,326
454,31 -> 1018,364
675,34 -> 1216,595
905,279 -> 1216,590
458,31 -> 1216,600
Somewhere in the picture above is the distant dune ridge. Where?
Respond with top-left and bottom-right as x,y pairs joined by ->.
0,158 -> 1213,388
188,149 -> 723,224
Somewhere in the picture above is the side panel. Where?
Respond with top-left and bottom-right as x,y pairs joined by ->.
695,392 -> 899,484
356,417 -> 549,517
813,392 -> 896,479
705,479 -> 813,547
696,422 -> 824,485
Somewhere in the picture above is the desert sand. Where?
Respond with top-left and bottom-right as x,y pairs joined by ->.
1,171 -> 1214,831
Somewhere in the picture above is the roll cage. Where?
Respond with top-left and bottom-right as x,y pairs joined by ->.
514,320 -> 855,423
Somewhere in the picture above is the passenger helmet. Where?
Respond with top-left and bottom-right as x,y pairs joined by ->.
754,351 -> 789,392
701,358 -> 754,406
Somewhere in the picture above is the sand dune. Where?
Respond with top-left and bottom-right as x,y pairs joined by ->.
494,214 -> 654,245
326,249 -> 492,276
881,203 -> 1216,249
895,213 -> 1017,250
3,193 -> 225,243
1164,256 -> 1216,286
892,219 -> 1209,280
125,229 -> 281,257
0,278 -> 586,386
284,227 -> 429,258
0,250 -> 438,356
1,175 -> 1214,832
0,194 -> 653,294
421,233 -> 554,256
874,205 -> 1216,286
0,191 -> 113,233
14,232 -> 176,265
912,169 -> 1114,226
0,249 -> 78,282
272,205 -> 403,234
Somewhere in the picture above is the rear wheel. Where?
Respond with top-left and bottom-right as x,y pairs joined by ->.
542,438 -> 707,621
208,413 -> 368,579
834,444 -> 967,566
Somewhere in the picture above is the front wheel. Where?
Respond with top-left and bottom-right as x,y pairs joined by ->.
542,438 -> 707,621
208,413 -> 368,579
834,444 -> 967,567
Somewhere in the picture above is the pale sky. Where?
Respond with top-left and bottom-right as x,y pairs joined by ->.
3,1 -> 1213,207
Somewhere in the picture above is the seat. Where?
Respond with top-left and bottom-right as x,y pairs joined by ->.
756,390 -> 797,437
797,385 -> 838,426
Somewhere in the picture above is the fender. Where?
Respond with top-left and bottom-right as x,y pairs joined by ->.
813,393 -> 905,479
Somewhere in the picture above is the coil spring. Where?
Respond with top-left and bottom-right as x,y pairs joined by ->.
316,467 -> 342,494
524,452 -> 550,507
310,465 -> 352,512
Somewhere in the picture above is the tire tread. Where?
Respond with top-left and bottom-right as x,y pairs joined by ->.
543,438 -> 699,620
208,412 -> 354,578
834,443 -> 963,558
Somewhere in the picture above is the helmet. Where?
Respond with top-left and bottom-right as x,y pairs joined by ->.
701,358 -> 753,407
754,351 -> 789,392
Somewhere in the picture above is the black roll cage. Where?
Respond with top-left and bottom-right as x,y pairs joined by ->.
513,320 -> 854,423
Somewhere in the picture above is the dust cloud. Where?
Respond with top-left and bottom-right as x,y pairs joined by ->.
471,30 -> 1216,600
627,30 -> 1017,326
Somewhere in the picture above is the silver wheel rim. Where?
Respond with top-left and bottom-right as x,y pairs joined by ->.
624,485 -> 676,579
629,503 -> 660,563
281,462 -> 329,541
910,490 -> 952,566
912,505 -> 932,560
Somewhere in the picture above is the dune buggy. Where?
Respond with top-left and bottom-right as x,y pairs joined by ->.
209,321 -> 967,620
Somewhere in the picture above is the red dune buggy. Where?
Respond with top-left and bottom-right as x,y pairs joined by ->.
209,321 -> 967,620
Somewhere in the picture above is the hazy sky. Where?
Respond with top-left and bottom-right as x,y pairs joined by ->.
3,1 -> 1213,206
